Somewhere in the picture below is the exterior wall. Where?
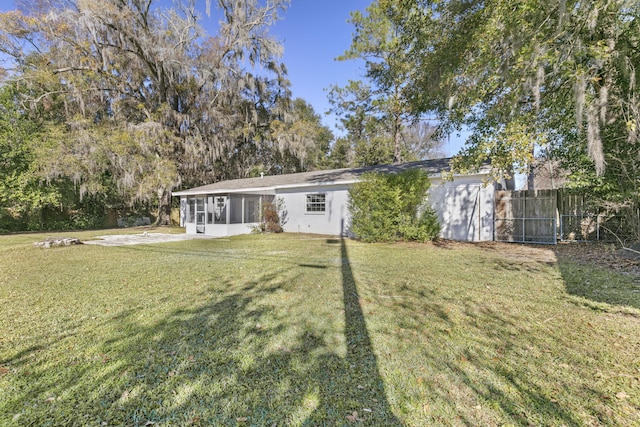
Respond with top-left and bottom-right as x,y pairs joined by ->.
179,175 -> 495,242
428,177 -> 495,241
276,184 -> 350,236
183,222 -> 258,236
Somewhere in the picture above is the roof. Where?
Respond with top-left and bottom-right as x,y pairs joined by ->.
172,157 -> 487,196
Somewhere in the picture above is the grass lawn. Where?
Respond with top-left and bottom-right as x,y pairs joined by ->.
1,230 -> 639,426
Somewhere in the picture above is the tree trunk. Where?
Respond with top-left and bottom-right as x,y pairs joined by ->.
393,114 -> 402,164
155,187 -> 172,226
527,144 -> 535,190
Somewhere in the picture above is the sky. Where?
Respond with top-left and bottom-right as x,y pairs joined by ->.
270,1 -> 369,132
0,0 -> 466,156
197,0 -> 466,156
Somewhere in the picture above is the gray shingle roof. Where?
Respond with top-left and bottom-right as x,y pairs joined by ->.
172,157 -> 467,196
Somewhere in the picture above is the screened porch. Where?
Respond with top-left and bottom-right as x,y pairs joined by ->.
181,193 -> 275,236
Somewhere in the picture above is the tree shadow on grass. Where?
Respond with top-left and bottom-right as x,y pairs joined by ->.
2,238 -> 401,425
305,235 -> 402,425
555,254 -> 640,310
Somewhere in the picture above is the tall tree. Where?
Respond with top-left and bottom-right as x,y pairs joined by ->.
0,0 -> 292,224
382,0 -> 639,188
330,0 -> 422,165
270,98 -> 334,171
402,121 -> 446,161
327,80 -> 443,167
0,83 -> 64,230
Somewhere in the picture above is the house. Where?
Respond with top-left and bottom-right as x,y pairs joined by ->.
172,157 -> 499,241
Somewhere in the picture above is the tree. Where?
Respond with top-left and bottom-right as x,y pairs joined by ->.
325,137 -> 352,169
382,0 -> 639,185
270,98 -> 334,171
402,121 -> 446,161
327,80 -> 390,166
0,0 -> 292,225
327,80 -> 444,167
0,84 -> 63,231
329,0 -> 442,166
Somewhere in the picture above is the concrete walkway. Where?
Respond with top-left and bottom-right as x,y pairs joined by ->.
83,232 -> 216,247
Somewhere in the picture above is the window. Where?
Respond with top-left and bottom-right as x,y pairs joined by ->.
306,193 -> 326,213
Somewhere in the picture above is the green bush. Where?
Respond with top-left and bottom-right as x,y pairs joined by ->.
348,169 -> 440,242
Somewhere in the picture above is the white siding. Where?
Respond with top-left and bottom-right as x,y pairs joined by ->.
277,185 -> 350,236
428,177 -> 495,241
179,174 -> 496,242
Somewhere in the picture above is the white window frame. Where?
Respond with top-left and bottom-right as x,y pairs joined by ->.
305,193 -> 326,214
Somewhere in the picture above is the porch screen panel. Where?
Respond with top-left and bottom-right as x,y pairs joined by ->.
207,196 -> 214,224
187,198 -> 195,223
229,195 -> 243,224
244,196 -> 260,223
214,197 -> 227,224
196,198 -> 205,224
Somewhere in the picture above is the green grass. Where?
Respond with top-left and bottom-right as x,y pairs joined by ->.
1,231 -> 639,426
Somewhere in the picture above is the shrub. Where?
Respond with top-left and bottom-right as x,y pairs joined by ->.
262,201 -> 283,233
251,197 -> 287,234
348,169 -> 440,242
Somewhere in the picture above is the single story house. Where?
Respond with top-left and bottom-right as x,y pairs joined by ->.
172,157 -> 500,241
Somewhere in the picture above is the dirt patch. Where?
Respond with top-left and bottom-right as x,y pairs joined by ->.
434,240 -> 640,276
431,240 -> 557,264
554,242 -> 640,277
83,232 -> 216,246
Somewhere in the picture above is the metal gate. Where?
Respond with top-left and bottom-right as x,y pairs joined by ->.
494,190 -> 557,244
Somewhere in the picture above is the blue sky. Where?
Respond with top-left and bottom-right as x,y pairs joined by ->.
196,0 -> 465,155
271,1 -> 465,155
0,0 -> 466,155
270,1 -> 369,132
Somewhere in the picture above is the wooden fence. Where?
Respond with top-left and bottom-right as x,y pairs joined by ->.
495,190 -> 558,244
495,189 -> 639,244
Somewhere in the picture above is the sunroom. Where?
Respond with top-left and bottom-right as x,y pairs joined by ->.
180,192 -> 275,237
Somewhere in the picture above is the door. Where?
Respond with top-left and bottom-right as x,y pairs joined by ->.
214,196 -> 227,224
195,197 -> 205,233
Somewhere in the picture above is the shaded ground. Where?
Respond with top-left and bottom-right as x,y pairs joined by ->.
434,239 -> 640,276
431,240 -> 640,310
554,242 -> 640,276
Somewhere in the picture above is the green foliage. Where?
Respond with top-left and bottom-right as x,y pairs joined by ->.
398,207 -> 441,242
348,169 -> 439,242
269,98 -> 334,172
0,84 -> 65,231
383,0 -> 640,187
327,2 -> 443,167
